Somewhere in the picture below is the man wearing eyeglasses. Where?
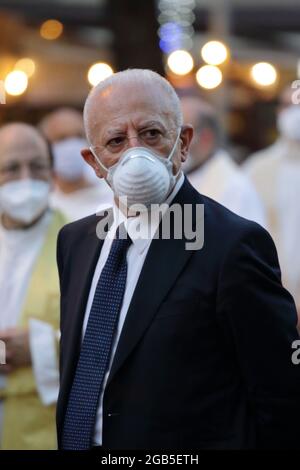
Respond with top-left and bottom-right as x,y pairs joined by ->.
0,123 -> 65,449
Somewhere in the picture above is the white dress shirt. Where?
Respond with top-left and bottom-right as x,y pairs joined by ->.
188,150 -> 266,227
0,210 -> 59,407
82,173 -> 185,445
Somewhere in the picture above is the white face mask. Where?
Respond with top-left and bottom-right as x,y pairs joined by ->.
277,105 -> 300,142
90,130 -> 181,209
0,179 -> 50,224
52,137 -> 88,182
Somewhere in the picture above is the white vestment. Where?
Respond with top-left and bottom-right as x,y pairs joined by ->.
244,138 -> 300,310
187,149 -> 266,227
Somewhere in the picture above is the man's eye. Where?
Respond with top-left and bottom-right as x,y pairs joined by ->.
107,136 -> 125,147
142,129 -> 161,140
2,164 -> 19,173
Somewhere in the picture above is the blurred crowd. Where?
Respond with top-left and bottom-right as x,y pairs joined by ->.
0,82 -> 300,449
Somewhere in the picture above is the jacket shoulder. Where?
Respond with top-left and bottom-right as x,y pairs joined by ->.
201,193 -> 274,252
58,210 -> 110,242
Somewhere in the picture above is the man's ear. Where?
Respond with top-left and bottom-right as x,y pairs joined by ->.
81,148 -> 105,179
179,125 -> 194,162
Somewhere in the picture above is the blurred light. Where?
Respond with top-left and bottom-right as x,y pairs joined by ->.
201,41 -> 228,66
159,22 -> 182,39
14,58 -> 36,77
87,62 -> 114,87
0,81 -> 5,104
4,71 -> 28,96
40,19 -> 63,40
159,0 -> 195,7
160,38 -> 181,54
251,62 -> 277,87
196,65 -> 223,89
158,0 -> 195,54
159,22 -> 183,53
167,50 -> 194,76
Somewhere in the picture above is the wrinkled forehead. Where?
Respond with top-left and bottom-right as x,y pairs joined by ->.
85,80 -> 176,136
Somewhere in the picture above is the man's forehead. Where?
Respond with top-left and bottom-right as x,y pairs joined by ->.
0,139 -> 48,162
88,86 -> 174,134
92,79 -> 172,114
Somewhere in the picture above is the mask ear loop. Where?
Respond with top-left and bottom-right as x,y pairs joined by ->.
167,128 -> 182,181
89,146 -> 109,173
167,128 -> 182,163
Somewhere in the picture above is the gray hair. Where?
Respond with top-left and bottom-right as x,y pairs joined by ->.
83,69 -> 183,140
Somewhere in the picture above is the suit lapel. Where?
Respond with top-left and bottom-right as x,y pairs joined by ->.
106,236 -> 193,388
107,178 -> 204,387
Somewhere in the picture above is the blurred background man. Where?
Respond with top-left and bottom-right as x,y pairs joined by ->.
0,123 -> 64,449
181,96 -> 266,226
245,86 -> 300,321
39,107 -> 113,221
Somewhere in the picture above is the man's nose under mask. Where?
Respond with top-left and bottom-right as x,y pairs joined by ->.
90,130 -> 181,209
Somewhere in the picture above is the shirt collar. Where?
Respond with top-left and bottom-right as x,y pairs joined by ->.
107,172 -> 184,255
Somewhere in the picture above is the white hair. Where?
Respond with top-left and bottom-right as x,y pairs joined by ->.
83,69 -> 183,140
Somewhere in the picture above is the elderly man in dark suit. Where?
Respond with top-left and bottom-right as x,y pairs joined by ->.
56,69 -> 300,450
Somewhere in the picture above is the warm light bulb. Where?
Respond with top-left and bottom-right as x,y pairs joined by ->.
14,58 -> 36,77
196,65 -> 223,90
87,62 -> 114,87
4,71 -> 28,96
167,50 -> 194,76
40,19 -> 63,40
201,41 -> 228,66
251,62 -> 277,87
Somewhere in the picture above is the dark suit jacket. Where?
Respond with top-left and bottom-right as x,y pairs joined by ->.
56,178 -> 300,449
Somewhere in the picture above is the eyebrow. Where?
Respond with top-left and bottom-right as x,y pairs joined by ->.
104,127 -> 126,137
103,120 -> 167,138
138,120 -> 166,130
140,120 -> 162,126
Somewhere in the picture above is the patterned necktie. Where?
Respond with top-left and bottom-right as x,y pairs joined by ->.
62,224 -> 132,450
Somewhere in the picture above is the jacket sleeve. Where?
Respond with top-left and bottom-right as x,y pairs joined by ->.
56,227 -> 65,292
56,225 -> 68,380
217,221 -> 300,449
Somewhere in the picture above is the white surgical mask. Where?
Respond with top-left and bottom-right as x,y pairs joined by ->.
52,137 -> 88,182
90,130 -> 181,209
277,105 -> 300,142
0,179 -> 50,224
